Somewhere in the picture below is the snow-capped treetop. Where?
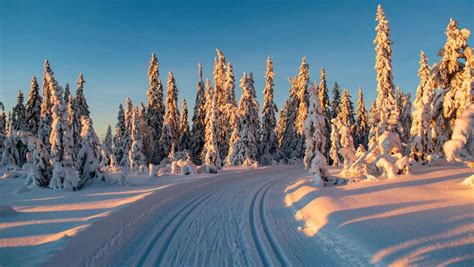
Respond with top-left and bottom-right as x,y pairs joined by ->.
224,63 -> 237,106
331,81 -> 341,118
190,63 -> 207,163
179,99 -> 191,150
12,90 -> 27,131
354,87 -> 369,148
438,18 -> 471,87
104,125 -> 113,154
160,72 -> 181,155
318,67 -> 330,119
75,73 -> 90,119
338,89 -> 355,128
260,56 -> 278,157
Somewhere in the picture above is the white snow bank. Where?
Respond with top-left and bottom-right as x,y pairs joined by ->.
461,174 -> 474,187
285,161 -> 474,266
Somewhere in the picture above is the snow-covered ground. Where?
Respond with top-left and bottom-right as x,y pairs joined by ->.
0,171 -> 215,266
1,162 -> 472,266
285,161 -> 474,266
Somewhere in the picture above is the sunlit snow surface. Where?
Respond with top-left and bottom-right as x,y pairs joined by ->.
285,160 -> 474,266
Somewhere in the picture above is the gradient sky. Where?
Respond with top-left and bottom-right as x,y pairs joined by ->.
1,0 -> 473,137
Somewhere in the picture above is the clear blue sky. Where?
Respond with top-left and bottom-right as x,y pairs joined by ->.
1,0 -> 473,137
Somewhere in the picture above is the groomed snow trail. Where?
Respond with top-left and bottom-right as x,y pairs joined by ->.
47,165 -> 349,266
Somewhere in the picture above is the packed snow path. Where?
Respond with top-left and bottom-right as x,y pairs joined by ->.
47,165 -> 348,266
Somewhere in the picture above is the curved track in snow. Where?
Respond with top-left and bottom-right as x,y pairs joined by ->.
48,165 -> 347,266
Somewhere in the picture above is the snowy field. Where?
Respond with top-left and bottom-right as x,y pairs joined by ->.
285,160 -> 474,266
1,162 -> 471,266
0,170 -> 216,266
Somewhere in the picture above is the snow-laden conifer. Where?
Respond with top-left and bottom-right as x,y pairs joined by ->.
160,72 -> 181,156
329,120 -> 341,166
25,76 -> 42,135
76,116 -> 101,188
48,72 -> 78,190
319,68 -> 331,159
12,90 -> 26,131
226,72 -> 259,165
410,51 -> 435,162
354,87 -> 369,149
104,125 -> 113,155
120,98 -> 133,167
279,77 -> 299,158
0,102 -> 5,136
179,99 -> 191,151
372,4 -> 400,145
75,73 -> 90,119
304,83 -> 328,183
190,64 -> 207,164
25,137 -> 51,187
202,79 -> 221,171
259,57 -> 278,163
330,81 -> 341,119
294,57 -> 310,158
146,52 -> 165,163
38,60 -> 54,151
129,107 -> 146,170
338,89 -> 355,128
113,104 -> 126,164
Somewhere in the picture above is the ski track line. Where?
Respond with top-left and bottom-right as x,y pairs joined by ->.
259,179 -> 290,266
137,167 -> 286,266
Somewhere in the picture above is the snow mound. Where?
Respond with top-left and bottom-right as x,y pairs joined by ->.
15,185 -> 32,194
0,205 -> 17,216
461,175 -> 474,187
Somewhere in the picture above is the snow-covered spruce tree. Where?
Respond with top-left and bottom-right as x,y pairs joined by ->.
279,77 -> 299,158
435,19 -> 471,127
75,73 -> 90,119
259,56 -> 278,164
218,62 -> 238,160
0,102 -> 5,136
38,60 -> 54,151
76,116 -> 101,188
120,97 -> 134,167
319,67 -> 331,160
330,81 -> 341,119
12,90 -> 27,131
139,102 -> 154,164
371,4 -> 400,145
12,90 -> 28,166
329,119 -> 341,166
113,104 -> 126,164
1,125 -> 19,169
64,83 -> 71,105
160,72 -> 181,157
335,118 -> 357,169
339,89 -> 355,128
66,95 -> 81,162
410,51 -> 435,163
25,76 -> 42,135
304,84 -> 328,183
5,112 -> 12,136
129,107 -> 146,170
104,125 -> 113,155
293,57 -> 310,159
444,104 -> 473,164
146,52 -> 165,164
396,86 -> 413,148
354,87 -> 369,149
202,79 -> 221,172
179,99 -> 191,151
226,72 -> 260,165
26,137 -> 51,187
190,63 -> 207,164
48,73 -> 79,190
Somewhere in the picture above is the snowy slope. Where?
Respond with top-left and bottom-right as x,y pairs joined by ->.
285,161 -> 474,266
0,172 -> 214,266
